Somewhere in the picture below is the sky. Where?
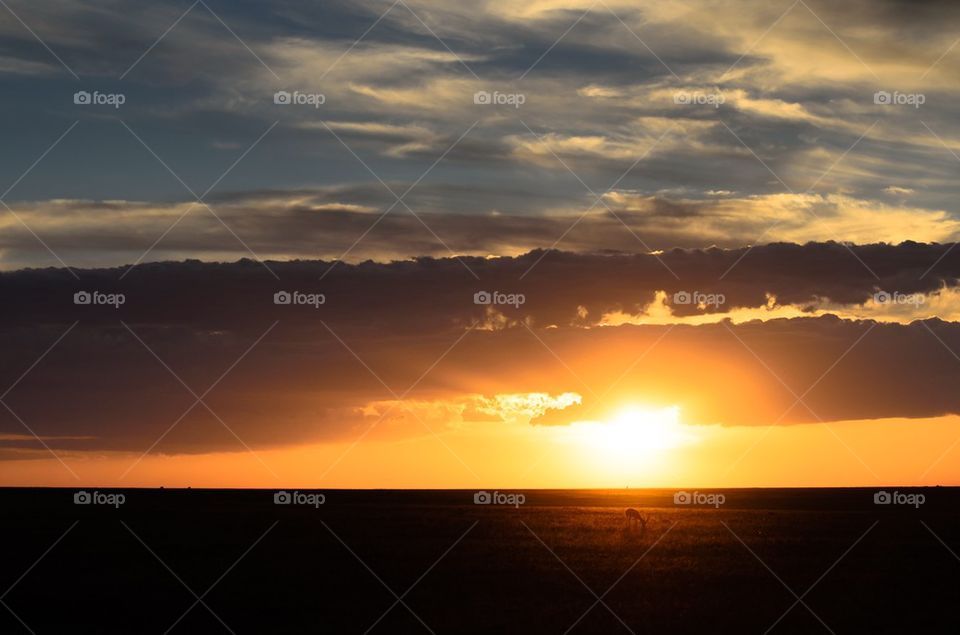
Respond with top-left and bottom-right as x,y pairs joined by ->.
2,0 -> 960,487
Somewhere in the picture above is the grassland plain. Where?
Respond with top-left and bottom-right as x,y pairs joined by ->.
1,488 -> 957,633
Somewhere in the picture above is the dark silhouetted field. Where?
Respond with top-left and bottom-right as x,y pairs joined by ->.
1,488 -> 958,633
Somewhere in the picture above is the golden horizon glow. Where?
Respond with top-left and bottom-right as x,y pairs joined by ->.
5,414 -> 960,488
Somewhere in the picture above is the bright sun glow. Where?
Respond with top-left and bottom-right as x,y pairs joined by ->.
562,405 -> 699,467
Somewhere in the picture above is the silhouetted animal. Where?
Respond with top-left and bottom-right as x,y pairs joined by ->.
625,508 -> 647,533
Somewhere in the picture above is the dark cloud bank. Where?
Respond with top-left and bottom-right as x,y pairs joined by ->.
2,241 -> 959,457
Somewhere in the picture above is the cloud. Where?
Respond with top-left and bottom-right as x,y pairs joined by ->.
885,186 -> 915,196
599,192 -> 960,245
4,0 -> 960,465
5,241 -> 960,332
1,242 -> 960,457
597,287 -> 960,327
2,0 -> 960,223
2,192 -> 959,269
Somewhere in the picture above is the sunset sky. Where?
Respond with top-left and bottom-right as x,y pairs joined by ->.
2,0 -> 960,487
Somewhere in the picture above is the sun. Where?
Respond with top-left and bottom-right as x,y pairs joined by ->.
564,405 -> 698,467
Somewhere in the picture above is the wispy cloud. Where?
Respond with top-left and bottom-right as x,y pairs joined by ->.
1,0 -> 958,248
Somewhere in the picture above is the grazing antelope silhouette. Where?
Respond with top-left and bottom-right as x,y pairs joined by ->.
624,508 -> 647,533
